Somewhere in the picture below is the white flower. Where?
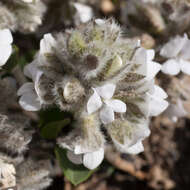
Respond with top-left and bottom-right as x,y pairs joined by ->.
134,48 -> 162,81
40,33 -> 56,55
160,34 -> 190,75
18,33 -> 56,111
73,3 -> 93,23
67,148 -> 104,170
148,85 -> 169,116
133,47 -> 168,116
17,66 -> 42,111
87,83 -> 127,124
0,29 -> 13,68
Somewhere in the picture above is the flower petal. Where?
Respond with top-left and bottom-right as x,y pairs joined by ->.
160,35 -> 188,58
95,19 -> 105,25
73,3 -> 93,23
125,141 -> 144,155
40,33 -> 56,54
179,59 -> 190,75
19,92 -> 41,111
83,148 -> 104,170
147,49 -> 155,61
24,61 -> 39,80
147,61 -> 162,80
87,90 -> 102,114
0,29 -> 13,45
149,95 -> 169,116
105,99 -> 126,113
153,85 -> 168,99
17,82 -> 34,96
95,83 -> 116,100
0,44 -> 12,67
100,105 -> 114,124
66,151 -> 83,165
133,48 -> 147,75
161,59 -> 180,75
179,37 -> 190,60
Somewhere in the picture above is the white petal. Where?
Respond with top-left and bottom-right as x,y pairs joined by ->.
34,70 -> 43,97
40,33 -> 56,54
149,96 -> 169,116
125,141 -> 144,155
0,45 -> 12,67
147,49 -> 155,61
160,35 -> 188,58
74,145 -> 83,155
24,62 -> 38,80
179,37 -> 190,60
147,61 -> 162,80
83,148 -> 104,170
73,3 -> 93,23
100,105 -> 114,124
22,0 -> 34,3
161,59 -> 180,75
0,29 -> 13,45
95,83 -> 116,100
19,92 -> 41,111
87,90 -> 102,114
153,85 -> 168,99
179,59 -> 190,75
17,82 -> 34,96
133,48 -> 147,75
105,99 -> 126,113
95,19 -> 105,25
66,151 -> 83,165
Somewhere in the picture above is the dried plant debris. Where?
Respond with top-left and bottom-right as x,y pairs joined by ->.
16,159 -> 52,190
0,0 -> 46,33
0,159 -> 16,189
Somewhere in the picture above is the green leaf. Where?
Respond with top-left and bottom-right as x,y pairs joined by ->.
40,119 -> 70,139
55,147 -> 94,186
39,107 -> 72,128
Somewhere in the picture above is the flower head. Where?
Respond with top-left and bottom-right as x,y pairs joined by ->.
18,19 -> 168,169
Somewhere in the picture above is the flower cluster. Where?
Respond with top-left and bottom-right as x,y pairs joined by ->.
0,0 -> 46,33
160,34 -> 190,75
18,19 -> 168,169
